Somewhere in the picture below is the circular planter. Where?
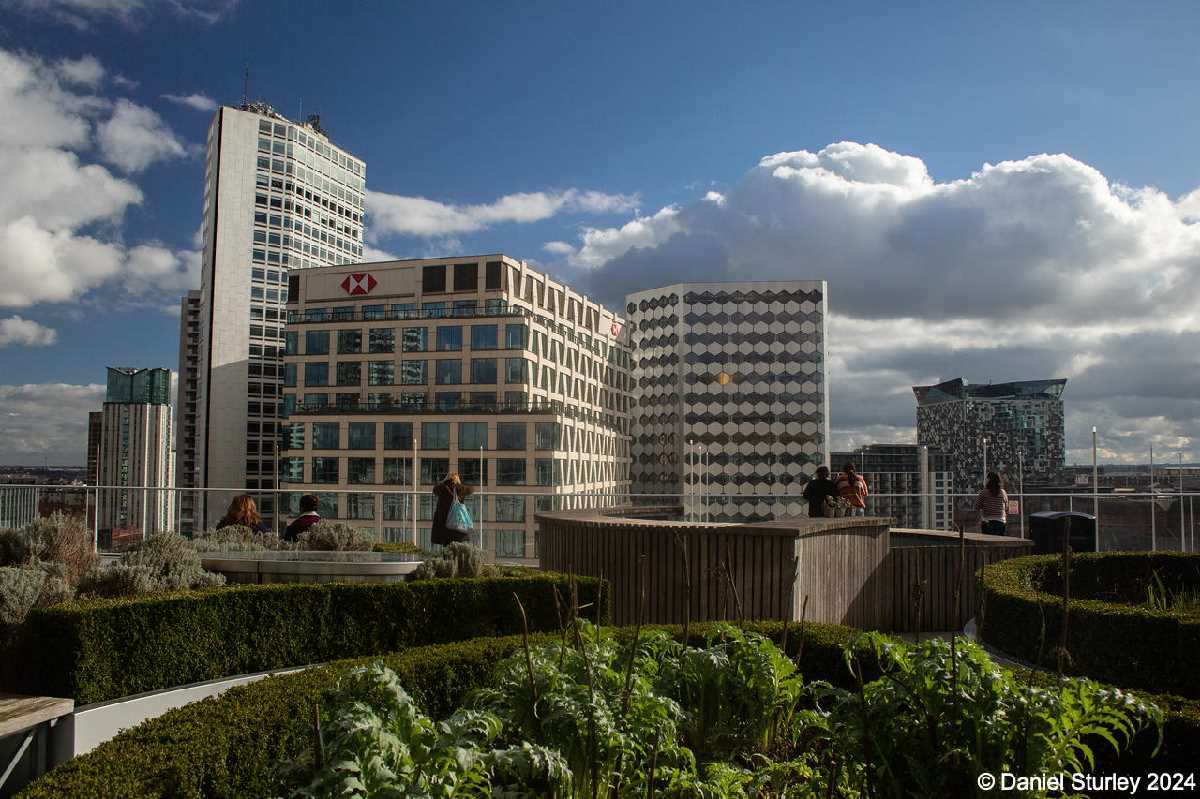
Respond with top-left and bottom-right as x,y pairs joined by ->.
201,550 -> 422,584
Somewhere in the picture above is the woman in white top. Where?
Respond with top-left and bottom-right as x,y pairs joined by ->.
974,472 -> 1009,535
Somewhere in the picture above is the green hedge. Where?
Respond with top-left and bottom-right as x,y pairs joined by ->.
20,621 -> 1196,798
978,553 -> 1200,698
1,574 -> 604,705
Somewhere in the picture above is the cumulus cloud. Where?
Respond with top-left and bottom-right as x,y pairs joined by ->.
96,99 -> 188,172
0,383 -> 104,466
0,316 -> 57,347
367,187 -> 638,238
548,141 -> 1200,462
54,54 -> 105,86
161,92 -> 217,112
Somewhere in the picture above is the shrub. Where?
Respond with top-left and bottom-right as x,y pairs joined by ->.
76,533 -> 225,599
20,623 -> 1192,799
0,566 -> 44,627
408,543 -> 491,581
0,528 -> 31,567
372,541 -> 430,556
4,574 -> 607,704
190,526 -> 294,553
20,512 -> 98,584
297,522 -> 373,551
978,553 -> 1200,697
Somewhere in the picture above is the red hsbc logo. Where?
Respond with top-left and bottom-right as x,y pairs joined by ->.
611,322 -> 622,337
341,273 -> 377,295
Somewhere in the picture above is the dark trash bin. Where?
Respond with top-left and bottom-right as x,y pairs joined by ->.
1028,511 -> 1096,554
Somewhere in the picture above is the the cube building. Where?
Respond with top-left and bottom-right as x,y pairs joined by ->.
625,281 -> 829,520
280,256 -> 632,559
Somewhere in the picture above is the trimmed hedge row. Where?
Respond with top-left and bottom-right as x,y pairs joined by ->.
20,621 -> 1197,798
1,574 -> 604,705
978,553 -> 1200,698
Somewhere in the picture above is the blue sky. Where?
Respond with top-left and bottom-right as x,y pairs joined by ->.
2,0 -> 1200,465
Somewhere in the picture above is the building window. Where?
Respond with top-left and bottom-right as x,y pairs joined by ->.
304,363 -> 328,387
471,325 -> 498,350
459,458 -> 486,486
279,457 -> 304,482
383,422 -> 413,449
435,392 -> 461,410
420,457 -> 450,484
535,458 -> 554,486
348,422 -> 375,450
453,300 -> 476,318
312,422 -> 340,449
422,264 -> 446,293
435,359 -> 462,385
494,495 -> 525,522
497,459 -> 527,486
495,530 -> 525,559
368,362 -> 394,385
505,358 -> 527,384
423,301 -> 448,318
285,331 -> 298,355
497,422 -> 526,450
336,392 -> 358,409
485,260 -> 502,291
436,326 -> 462,351
383,458 -> 413,485
535,422 -> 560,450
422,422 -> 450,450
453,262 -> 477,291
363,304 -> 385,321
369,328 -> 395,353
471,359 -> 497,384
284,363 -> 296,387
402,327 -> 427,352
312,457 -> 339,483
303,393 -> 328,410
459,422 -> 487,451
338,330 -> 362,353
284,423 -> 305,450
305,330 -> 329,355
400,361 -> 427,385
348,458 -> 375,484
505,324 -> 527,349
347,493 -> 375,519
336,362 -> 361,386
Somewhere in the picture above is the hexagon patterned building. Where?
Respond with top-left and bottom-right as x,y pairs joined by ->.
625,281 -> 829,521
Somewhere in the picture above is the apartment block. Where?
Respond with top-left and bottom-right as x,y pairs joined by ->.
831,444 -> 953,529
175,289 -> 201,531
186,102 -> 366,529
86,411 -> 103,485
280,256 -> 632,560
625,281 -> 829,521
914,377 -> 1067,495
95,368 -> 175,536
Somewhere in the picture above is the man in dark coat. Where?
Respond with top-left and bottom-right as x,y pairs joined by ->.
802,466 -> 838,518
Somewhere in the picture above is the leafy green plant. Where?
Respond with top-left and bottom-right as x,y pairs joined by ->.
4,513 -> 97,584
0,528 -> 31,567
0,566 -> 44,627
190,525 -> 295,553
1146,569 -> 1200,615
298,523 -> 374,552
409,543 -> 488,581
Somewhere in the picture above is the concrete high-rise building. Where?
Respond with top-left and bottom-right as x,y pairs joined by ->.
185,102 -> 366,528
913,377 -> 1067,495
175,290 -> 201,532
86,411 -> 103,485
831,444 -> 953,529
280,256 -> 631,559
625,281 -> 829,521
96,368 -> 175,536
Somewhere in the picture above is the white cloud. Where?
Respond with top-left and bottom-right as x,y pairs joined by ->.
0,316 -> 57,347
361,244 -> 398,262
0,217 -> 125,306
0,146 -> 142,229
3,0 -> 239,29
0,383 -> 104,466
96,99 -> 187,172
124,244 -> 201,292
54,54 -> 105,86
551,141 -> 1200,462
367,188 -> 638,238
161,92 -> 217,112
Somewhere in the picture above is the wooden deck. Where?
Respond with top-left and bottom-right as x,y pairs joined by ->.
0,694 -> 73,738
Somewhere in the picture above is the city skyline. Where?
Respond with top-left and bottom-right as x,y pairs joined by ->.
3,2 -> 1200,468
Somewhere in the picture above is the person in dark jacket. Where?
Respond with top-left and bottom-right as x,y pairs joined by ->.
431,473 -> 473,546
801,466 -> 838,518
216,495 -> 273,534
284,494 -> 322,542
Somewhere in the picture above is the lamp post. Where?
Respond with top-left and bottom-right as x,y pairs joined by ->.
1018,449 -> 1025,539
1180,452 -> 1185,553
1092,427 -> 1099,550
1150,444 -> 1156,551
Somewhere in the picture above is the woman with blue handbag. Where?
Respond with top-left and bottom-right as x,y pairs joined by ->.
432,472 -> 474,546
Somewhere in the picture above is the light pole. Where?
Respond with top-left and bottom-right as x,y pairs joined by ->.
1018,449 -> 1025,539
982,436 -> 989,483
1180,452 -> 1185,553
1150,444 -> 1156,551
1092,426 -> 1099,550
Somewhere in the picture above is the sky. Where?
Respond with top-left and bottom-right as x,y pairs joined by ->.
1,0 -> 1199,467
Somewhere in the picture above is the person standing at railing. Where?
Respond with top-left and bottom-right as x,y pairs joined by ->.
974,472 -> 1009,535
432,473 -> 474,546
837,463 -> 869,516
284,494 -> 322,542
802,466 -> 838,517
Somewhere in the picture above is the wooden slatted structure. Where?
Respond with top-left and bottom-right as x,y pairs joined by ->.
536,509 -> 891,627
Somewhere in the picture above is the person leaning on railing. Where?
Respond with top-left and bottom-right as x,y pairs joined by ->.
974,472 -> 1009,535
836,463 -> 869,516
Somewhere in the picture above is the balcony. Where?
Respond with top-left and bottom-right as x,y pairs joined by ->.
288,396 -> 626,431
287,304 -> 527,325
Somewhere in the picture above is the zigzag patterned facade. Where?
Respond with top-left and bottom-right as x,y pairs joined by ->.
626,282 -> 830,521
